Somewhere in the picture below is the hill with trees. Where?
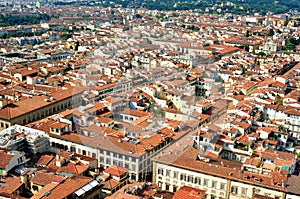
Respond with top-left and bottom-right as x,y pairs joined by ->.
79,0 -> 300,14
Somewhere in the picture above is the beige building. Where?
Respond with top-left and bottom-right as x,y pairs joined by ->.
0,88 -> 84,130
152,146 -> 300,199
27,113 -> 199,182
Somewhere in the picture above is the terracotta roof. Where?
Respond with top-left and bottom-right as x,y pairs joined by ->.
30,172 -> 64,186
0,150 -> 14,169
286,175 -> 300,195
104,165 -> 129,177
236,134 -> 250,145
35,176 -> 96,199
0,177 -> 23,196
172,186 -> 205,199
50,121 -> 69,129
102,178 -> 122,190
31,183 -> 59,199
47,160 -> 89,176
0,87 -> 84,120
36,154 -> 55,167
244,157 -> 261,167
57,150 -> 72,159
121,108 -> 150,118
153,146 -> 288,192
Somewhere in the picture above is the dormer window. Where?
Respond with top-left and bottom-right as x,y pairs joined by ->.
254,177 -> 262,182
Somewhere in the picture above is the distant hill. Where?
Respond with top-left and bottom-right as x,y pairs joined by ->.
85,0 -> 300,14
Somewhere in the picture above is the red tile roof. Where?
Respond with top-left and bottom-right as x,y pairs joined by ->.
0,150 -> 14,169
172,186 -> 205,199
104,165 -> 128,177
30,172 -> 64,186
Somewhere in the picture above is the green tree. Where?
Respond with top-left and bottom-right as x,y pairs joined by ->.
267,29 -> 275,36
283,42 -> 296,51
59,33 -> 72,40
257,52 -> 266,57
1,33 -> 8,39
245,30 -> 251,37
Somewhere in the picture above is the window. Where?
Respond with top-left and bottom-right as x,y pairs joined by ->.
173,171 -> 178,179
224,152 -> 229,159
180,174 -> 186,181
188,176 -> 193,183
231,186 -> 238,194
241,156 -> 245,162
166,170 -> 170,177
82,150 -> 86,156
32,185 -> 39,191
92,153 -> 96,158
241,188 -> 247,196
173,186 -> 177,192
17,157 -> 23,164
165,184 -> 170,191
131,164 -> 136,171
194,177 -> 201,185
211,181 -> 217,188
220,183 -> 226,190
232,154 -> 237,161
70,146 -> 76,152
203,179 -> 208,186
99,156 -> 104,163
158,168 -> 164,175
113,160 -> 118,165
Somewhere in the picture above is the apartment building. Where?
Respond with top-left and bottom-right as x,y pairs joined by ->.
152,146 -> 300,199
0,149 -> 27,176
0,88 -> 84,130
31,176 -> 101,199
27,115 -> 199,182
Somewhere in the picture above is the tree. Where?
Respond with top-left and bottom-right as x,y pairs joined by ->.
215,75 -> 224,83
135,14 -> 142,18
257,52 -> 266,57
242,66 -> 247,74
283,42 -> 296,51
245,30 -> 251,37
267,28 -> 275,36
0,33 -> 7,39
59,33 -> 72,41
278,125 -> 287,132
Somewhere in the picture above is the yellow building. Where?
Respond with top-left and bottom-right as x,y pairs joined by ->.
0,88 -> 84,130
